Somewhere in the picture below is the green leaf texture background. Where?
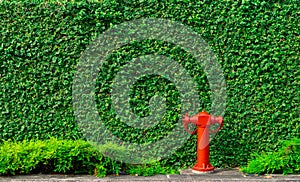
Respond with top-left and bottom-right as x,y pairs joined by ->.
0,0 -> 299,167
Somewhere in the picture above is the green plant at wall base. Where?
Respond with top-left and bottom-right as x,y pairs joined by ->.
126,161 -> 179,176
0,0 -> 299,169
241,138 -> 300,175
0,139 -> 46,175
0,138 -> 123,176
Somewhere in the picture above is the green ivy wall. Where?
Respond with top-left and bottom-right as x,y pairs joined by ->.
0,0 -> 299,167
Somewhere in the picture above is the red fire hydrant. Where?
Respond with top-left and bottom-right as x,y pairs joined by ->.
182,111 -> 224,173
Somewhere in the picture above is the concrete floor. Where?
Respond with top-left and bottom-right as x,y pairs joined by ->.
0,168 -> 299,182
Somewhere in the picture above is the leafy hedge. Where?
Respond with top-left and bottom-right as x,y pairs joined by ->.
0,138 -> 122,176
0,0 -> 299,168
241,138 -> 300,175
0,138 -> 178,176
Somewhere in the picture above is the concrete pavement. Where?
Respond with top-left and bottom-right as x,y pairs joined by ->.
0,168 -> 299,182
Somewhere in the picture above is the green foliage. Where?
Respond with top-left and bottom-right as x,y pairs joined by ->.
241,138 -> 300,175
0,0 -> 299,169
0,138 -> 122,176
126,161 -> 179,176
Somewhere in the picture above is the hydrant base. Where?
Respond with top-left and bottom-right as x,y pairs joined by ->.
192,169 -> 214,174
192,163 -> 214,173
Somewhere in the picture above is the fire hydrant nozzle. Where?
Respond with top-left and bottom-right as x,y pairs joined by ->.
182,110 -> 224,173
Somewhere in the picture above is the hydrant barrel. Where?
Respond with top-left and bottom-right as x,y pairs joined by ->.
193,125 -> 214,173
192,111 -> 214,173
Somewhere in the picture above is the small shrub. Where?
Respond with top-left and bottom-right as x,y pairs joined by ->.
0,138 -> 123,176
0,139 -> 47,175
241,138 -> 300,175
126,161 -> 179,176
